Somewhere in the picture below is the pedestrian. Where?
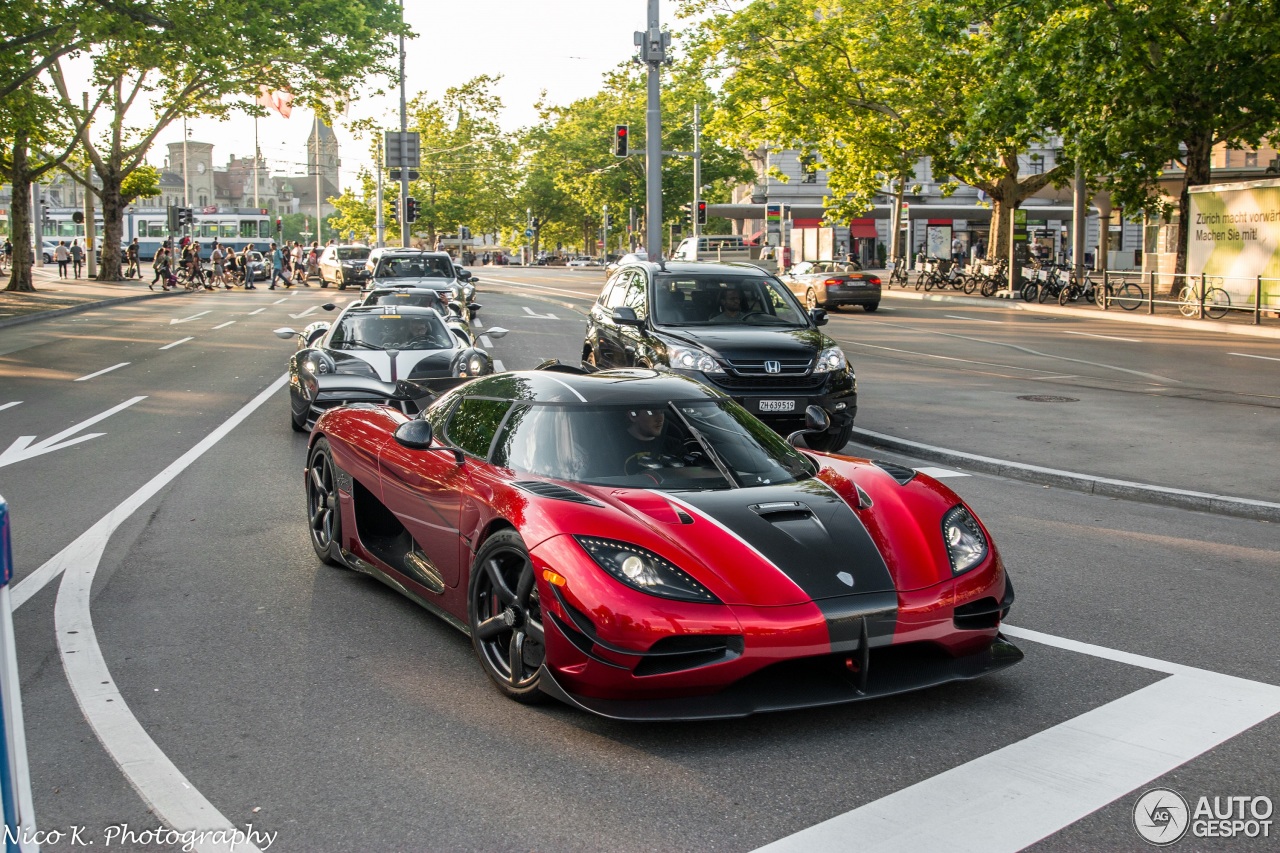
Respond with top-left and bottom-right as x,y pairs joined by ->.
224,246 -> 240,287
951,235 -> 964,268
54,240 -> 70,277
242,244 -> 258,289
2,238 -> 12,272
70,239 -> 84,277
211,242 -> 225,287
126,238 -> 140,278
269,241 -> 288,289
150,246 -> 170,290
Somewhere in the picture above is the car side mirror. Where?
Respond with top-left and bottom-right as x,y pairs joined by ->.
393,418 -> 434,449
469,277 -> 480,284
486,327 -> 509,339
612,307 -> 644,327
321,303 -> 337,311
809,308 -> 828,326
273,327 -> 300,339
467,302 -> 482,313
787,405 -> 831,448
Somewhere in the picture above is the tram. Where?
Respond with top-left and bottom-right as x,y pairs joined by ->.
37,207 -> 275,261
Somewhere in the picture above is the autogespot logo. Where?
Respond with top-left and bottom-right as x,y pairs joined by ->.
1134,788 -> 1190,846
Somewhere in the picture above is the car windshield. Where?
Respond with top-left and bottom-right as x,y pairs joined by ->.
363,290 -> 440,309
651,273 -> 809,328
492,400 -> 816,490
375,256 -> 454,278
329,312 -> 453,350
337,247 -> 370,261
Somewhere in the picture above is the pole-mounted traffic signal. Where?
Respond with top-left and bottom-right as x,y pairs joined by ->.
697,200 -> 707,225
614,124 -> 629,157
680,203 -> 692,226
388,201 -> 399,225
405,197 -> 419,223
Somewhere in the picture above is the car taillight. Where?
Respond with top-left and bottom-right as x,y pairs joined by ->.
824,278 -> 842,286
867,276 -> 881,285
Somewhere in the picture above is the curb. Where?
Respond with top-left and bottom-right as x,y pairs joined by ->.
849,427 -> 1280,523
0,289 -> 191,331
880,286 -> 1280,340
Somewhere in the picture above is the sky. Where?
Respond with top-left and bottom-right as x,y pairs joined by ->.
148,0 -> 687,191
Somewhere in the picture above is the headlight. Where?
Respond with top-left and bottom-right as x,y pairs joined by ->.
812,346 -> 847,373
454,350 -> 491,377
668,345 -> 725,374
574,536 -> 721,604
942,505 -> 988,575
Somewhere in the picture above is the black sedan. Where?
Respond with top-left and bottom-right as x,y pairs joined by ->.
783,261 -> 882,312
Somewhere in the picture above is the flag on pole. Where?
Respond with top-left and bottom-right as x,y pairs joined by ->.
257,85 -> 294,118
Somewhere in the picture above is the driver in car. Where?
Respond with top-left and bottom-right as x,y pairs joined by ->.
709,287 -> 746,323
617,408 -> 690,475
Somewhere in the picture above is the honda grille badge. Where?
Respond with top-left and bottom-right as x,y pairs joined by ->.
837,571 -> 855,587
764,360 -> 781,374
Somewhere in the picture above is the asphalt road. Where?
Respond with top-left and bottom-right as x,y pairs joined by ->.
1,275 -> 1277,852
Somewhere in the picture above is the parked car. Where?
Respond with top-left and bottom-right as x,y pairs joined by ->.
300,364 -> 1020,718
567,256 -> 600,268
583,259 -> 857,451
318,244 -> 372,290
782,260 -> 882,312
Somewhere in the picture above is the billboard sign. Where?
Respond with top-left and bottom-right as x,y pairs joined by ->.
1189,178 -> 1280,306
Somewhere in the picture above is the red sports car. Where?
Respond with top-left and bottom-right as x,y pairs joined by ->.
305,366 -> 1020,720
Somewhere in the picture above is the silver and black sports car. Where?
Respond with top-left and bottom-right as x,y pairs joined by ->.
273,303 -> 506,432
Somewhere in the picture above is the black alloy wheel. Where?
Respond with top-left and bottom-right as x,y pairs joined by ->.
468,530 -> 547,703
306,439 -> 346,566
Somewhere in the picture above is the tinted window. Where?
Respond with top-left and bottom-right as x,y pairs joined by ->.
652,273 -> 807,327
375,256 -> 454,278
621,270 -> 648,319
363,290 -> 440,309
337,247 -> 370,260
446,398 -> 510,459
330,313 -> 453,350
602,276 -> 628,310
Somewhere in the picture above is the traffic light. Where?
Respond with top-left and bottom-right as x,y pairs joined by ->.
274,216 -> 282,233
603,213 -> 612,229
405,197 -> 419,223
680,203 -> 692,226
697,200 -> 707,225
614,124 -> 629,157
167,205 -> 180,232
388,200 -> 398,225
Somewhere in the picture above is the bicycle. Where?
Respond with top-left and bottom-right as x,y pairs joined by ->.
1098,276 -> 1144,311
888,257 -> 909,288
1178,277 -> 1231,319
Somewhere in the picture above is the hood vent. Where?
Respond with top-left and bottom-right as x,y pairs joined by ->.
873,460 -> 917,485
513,480 -> 601,506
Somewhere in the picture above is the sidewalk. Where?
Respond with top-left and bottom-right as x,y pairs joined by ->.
0,264 -> 190,330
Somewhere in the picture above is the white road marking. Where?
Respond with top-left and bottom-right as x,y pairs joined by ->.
159,337 -> 193,350
482,276 -> 596,301
43,377 -> 286,852
471,317 -> 484,329
0,396 -> 146,469
945,314 -> 1002,324
272,298 -> 287,305
522,306 -> 560,319
211,320 -> 236,330
8,377 -> 284,851
74,362 -> 130,382
247,307 -> 266,316
0,401 -> 21,413
480,335 -> 494,348
915,466 -> 969,479
169,310 -> 211,325
1062,330 -> 1142,343
289,305 -> 320,319
1230,351 -> 1280,362
754,627 -> 1280,853
493,359 -> 506,372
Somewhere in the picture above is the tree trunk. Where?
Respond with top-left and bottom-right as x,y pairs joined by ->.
99,179 -> 125,281
4,135 -> 36,293
889,172 -> 907,260
1174,133 -> 1212,291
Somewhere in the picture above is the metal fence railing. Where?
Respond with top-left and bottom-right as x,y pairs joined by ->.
1098,271 -> 1280,325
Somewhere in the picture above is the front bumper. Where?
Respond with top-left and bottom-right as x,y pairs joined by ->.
678,367 -> 857,426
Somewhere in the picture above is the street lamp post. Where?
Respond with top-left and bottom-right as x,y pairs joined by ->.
637,0 -> 668,259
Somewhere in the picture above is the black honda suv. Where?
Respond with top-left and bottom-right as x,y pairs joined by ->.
582,260 -> 856,451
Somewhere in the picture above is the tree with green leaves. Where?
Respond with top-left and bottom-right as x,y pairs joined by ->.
1026,0 -> 1280,285
45,0 -> 406,282
683,0 -> 1072,266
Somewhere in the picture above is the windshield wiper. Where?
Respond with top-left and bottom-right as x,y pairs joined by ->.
666,403 -> 739,489
339,338 -> 382,350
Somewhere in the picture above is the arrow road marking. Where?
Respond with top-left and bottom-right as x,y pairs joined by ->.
169,310 -> 211,325
0,402 -> 21,413
289,305 -> 320,319
522,306 -> 559,320
160,337 -> 193,350
75,362 -> 130,382
212,320 -> 236,330
0,395 -> 146,469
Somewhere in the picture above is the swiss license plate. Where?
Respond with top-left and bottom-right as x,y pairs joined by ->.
758,399 -> 796,413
